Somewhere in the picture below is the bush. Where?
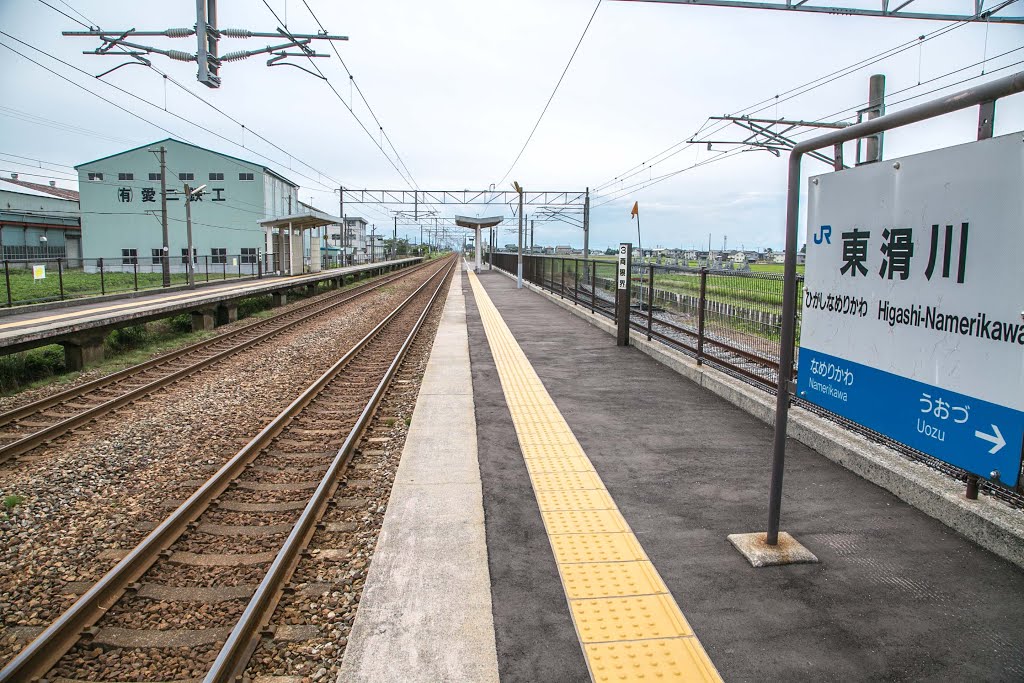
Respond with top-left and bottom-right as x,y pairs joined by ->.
237,295 -> 271,319
168,313 -> 193,334
0,345 -> 65,393
106,324 -> 149,352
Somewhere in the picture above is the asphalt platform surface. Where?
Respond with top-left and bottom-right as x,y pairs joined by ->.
465,269 -> 1024,683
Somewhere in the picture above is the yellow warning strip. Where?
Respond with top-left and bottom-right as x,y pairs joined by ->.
468,270 -> 722,683
0,276 -> 293,330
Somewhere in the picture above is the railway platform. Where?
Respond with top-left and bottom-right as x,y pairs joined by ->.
342,262 -> 1024,682
0,258 -> 421,369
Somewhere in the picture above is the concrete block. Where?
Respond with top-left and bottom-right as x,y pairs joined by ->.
61,335 -> 105,371
728,532 -> 819,568
191,308 -> 216,332
271,291 -> 288,307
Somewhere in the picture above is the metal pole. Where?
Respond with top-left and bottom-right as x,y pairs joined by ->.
647,263 -> 654,340
865,74 -> 885,163
530,219 -> 535,254
393,215 -> 397,260
57,257 -> 64,300
339,186 -> 345,267
583,187 -> 590,277
184,183 -> 196,287
591,260 -> 597,312
159,146 -> 171,287
99,257 -> 105,295
3,261 -> 10,307
696,268 -> 708,365
636,210 -> 643,266
764,68 -> 1024,547
616,243 -> 632,346
517,188 -> 524,288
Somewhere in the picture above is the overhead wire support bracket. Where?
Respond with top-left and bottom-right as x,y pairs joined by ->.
690,115 -> 854,169
61,0 -> 348,88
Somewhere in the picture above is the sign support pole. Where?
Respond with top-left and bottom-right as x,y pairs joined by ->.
616,242 -> 632,347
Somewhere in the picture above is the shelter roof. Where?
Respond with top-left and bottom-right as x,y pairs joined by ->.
0,177 -> 80,201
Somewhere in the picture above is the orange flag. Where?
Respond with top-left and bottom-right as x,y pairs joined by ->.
630,201 -> 639,219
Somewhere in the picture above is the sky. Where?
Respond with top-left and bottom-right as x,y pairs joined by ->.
1,0 -> 1022,252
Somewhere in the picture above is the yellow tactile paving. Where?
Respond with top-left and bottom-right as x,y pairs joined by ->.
585,638 -> 722,683
550,533 -> 648,565
0,276 -> 289,330
467,270 -> 722,683
561,561 -> 668,600
571,594 -> 693,642
536,489 -> 616,512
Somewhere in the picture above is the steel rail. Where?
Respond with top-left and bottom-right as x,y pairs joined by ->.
0,257 -> 455,682
207,257 -> 456,681
0,262 -> 431,465
0,262 -> 427,426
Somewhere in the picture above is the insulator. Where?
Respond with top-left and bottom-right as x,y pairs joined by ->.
220,51 -> 249,62
166,50 -> 196,62
164,28 -> 194,38
220,28 -> 253,38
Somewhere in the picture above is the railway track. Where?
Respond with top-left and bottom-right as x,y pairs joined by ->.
0,255 -> 456,682
0,259 -> 433,466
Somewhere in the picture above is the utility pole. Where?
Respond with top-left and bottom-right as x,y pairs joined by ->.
530,219 -> 534,255
183,183 -> 197,286
583,187 -> 590,275
864,74 -> 886,163
338,186 -> 345,266
158,146 -> 170,287
393,215 -> 398,260
514,181 -> 524,288
370,224 -> 376,263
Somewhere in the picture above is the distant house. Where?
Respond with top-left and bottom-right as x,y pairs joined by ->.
554,245 -> 573,255
0,175 -> 81,264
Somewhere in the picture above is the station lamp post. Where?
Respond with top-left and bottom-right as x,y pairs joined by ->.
513,181 -> 524,288
183,183 -> 206,287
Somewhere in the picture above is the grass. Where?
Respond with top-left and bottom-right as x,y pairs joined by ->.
0,292 -> 275,395
2,265 -> 254,307
3,494 -> 25,511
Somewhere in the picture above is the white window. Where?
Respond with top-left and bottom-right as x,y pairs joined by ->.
211,248 -> 227,264
239,172 -> 254,181
209,172 -> 224,181
121,248 -> 138,264
241,247 -> 257,264
149,172 -> 161,181
179,172 -> 195,181
87,172 -> 103,181
118,172 -> 134,181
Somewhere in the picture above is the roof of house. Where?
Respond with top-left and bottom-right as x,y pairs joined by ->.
0,177 -> 80,202
74,138 -> 299,188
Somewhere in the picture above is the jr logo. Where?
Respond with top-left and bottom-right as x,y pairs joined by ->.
813,224 -> 832,245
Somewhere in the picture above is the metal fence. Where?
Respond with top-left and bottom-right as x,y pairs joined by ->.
490,252 -> 796,389
486,251 -> 1024,505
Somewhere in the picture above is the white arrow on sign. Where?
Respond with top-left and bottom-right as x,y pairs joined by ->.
974,424 -> 1006,454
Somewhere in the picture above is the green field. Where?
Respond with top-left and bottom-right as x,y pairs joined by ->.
2,266 -> 251,306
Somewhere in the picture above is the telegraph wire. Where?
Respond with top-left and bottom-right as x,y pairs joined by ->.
259,0 -> 418,191
592,6 -> 998,193
495,0 -> 602,188
301,0 -> 421,191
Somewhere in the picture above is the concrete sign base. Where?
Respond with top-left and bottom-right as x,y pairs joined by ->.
728,532 -> 819,568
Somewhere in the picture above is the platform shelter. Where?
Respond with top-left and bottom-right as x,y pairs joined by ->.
260,209 -> 342,275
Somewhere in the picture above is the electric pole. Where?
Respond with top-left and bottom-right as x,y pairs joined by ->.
183,183 -> 196,286
158,146 -> 170,287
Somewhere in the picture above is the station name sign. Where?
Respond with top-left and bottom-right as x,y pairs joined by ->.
618,243 -> 629,290
798,133 -> 1024,486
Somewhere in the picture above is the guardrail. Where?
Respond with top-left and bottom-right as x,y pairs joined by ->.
487,252 -> 798,388
0,253 -> 417,308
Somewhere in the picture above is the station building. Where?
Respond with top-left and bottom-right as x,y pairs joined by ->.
0,175 -> 82,265
75,138 -> 300,271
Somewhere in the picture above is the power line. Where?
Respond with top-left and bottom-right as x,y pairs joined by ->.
592,9 -> 987,192
495,0 -> 603,187
259,0 -> 417,191
301,0 -> 420,191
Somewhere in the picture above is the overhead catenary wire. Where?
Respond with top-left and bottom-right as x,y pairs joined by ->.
494,0 -> 602,188
591,4 -> 1005,193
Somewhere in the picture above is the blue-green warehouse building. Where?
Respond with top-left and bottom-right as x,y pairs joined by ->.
75,138 -> 301,272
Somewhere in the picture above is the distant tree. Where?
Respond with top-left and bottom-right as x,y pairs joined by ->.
799,244 -> 806,254
604,247 -> 616,256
